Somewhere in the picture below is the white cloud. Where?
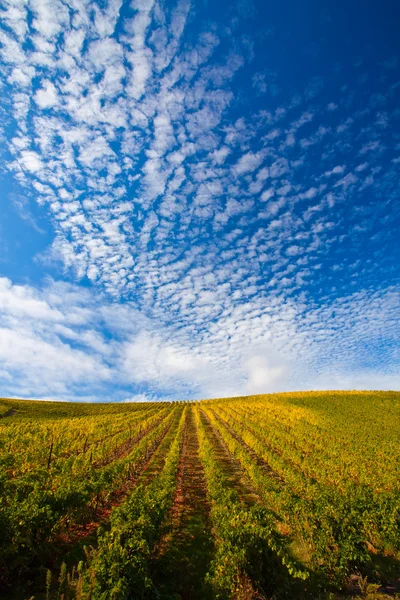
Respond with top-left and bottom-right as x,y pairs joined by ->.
123,393 -> 155,402
18,151 -> 44,173
8,65 -> 35,88
269,157 -> 288,178
0,327 -> 110,388
88,38 -> 123,69
30,0 -> 70,39
0,278 -> 62,320
243,354 -> 288,394
0,0 -> 398,402
34,80 -> 59,108
0,276 -> 398,400
233,151 -> 264,175
63,28 -> 86,57
261,188 -> 274,201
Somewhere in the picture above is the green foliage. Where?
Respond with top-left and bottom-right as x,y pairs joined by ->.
46,569 -> 52,600
0,392 -> 399,599
0,401 -> 178,588
195,408 -> 308,599
64,408 -> 187,599
199,392 -> 400,595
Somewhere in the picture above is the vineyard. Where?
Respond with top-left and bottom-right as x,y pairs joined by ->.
0,391 -> 399,600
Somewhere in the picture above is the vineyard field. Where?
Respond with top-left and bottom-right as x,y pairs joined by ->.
0,391 -> 399,600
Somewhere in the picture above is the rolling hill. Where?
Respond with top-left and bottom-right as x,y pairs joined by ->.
0,391 -> 399,599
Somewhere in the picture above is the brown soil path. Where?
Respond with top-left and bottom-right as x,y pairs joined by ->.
210,407 -> 285,484
198,408 -> 272,599
216,405 -> 317,484
152,406 -> 214,599
199,407 -> 260,506
55,406 -> 162,463
6,409 -> 185,600
92,411 -> 168,468
53,408 -> 182,553
0,408 -> 17,418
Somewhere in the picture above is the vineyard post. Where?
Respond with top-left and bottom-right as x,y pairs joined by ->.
47,440 -> 54,470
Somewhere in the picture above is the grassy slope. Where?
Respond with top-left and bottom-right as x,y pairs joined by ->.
0,396 -> 181,419
2,389 -> 399,416
1,391 -> 399,600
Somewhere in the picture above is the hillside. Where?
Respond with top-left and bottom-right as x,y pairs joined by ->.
0,391 -> 399,599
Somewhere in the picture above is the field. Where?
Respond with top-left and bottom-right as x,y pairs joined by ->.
0,391 -> 399,600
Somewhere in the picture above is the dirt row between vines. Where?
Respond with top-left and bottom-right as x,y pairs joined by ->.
151,406 -> 214,600
0,408 -> 17,418
6,409 -> 184,600
199,407 -> 261,506
198,408 -> 271,599
216,405 -> 317,484
92,409 -> 169,468
209,407 -> 285,484
53,408 -> 183,557
55,405 -> 159,463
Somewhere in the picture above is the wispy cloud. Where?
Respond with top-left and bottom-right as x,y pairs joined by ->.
0,0 -> 399,399
0,277 -> 398,401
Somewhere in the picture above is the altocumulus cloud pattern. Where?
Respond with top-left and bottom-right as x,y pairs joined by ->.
0,0 -> 399,401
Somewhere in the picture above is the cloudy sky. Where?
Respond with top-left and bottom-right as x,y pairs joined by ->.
0,0 -> 399,402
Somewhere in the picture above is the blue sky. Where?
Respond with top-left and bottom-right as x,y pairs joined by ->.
0,0 -> 399,402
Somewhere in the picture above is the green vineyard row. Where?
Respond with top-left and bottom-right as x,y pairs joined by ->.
0,391 -> 399,600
